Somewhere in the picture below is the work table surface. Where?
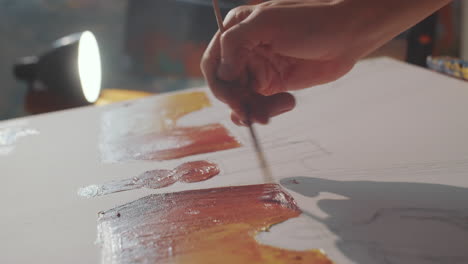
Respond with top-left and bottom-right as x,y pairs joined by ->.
1,57 -> 468,264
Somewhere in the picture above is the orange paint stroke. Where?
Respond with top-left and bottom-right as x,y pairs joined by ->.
100,91 -> 241,162
97,184 -> 334,264
102,124 -> 240,162
78,161 -> 220,198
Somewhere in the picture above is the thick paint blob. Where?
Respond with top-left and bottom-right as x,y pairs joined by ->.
78,161 -> 220,198
97,184 -> 334,264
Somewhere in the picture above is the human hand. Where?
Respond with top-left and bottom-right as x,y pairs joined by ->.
201,0 -> 358,125
201,0 -> 451,126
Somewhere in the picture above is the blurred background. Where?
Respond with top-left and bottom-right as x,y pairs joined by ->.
0,0 -> 466,121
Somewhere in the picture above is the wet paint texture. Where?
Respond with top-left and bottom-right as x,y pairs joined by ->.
103,124 -> 240,162
97,184 -> 333,264
100,91 -> 241,162
78,161 -> 220,197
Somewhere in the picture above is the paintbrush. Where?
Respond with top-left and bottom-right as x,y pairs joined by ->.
211,0 -> 273,183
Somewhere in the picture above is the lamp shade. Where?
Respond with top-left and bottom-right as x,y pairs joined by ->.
14,31 -> 102,105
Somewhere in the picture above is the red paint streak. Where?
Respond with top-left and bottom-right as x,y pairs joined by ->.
97,184 -> 333,264
107,124 -> 241,162
78,161 -> 220,198
100,91 -> 241,163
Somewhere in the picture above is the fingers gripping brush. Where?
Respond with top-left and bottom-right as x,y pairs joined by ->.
211,0 -> 274,183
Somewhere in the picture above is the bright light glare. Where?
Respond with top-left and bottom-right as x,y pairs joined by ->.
78,31 -> 102,103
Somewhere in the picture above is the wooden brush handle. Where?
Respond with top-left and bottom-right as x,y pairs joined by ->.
212,0 -> 225,33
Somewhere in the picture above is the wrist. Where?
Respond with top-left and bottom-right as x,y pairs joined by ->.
340,0 -> 452,59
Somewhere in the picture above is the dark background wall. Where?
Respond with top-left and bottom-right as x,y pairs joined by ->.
0,0 -> 461,121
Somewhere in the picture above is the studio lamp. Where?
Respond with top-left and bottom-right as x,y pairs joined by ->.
13,31 -> 102,106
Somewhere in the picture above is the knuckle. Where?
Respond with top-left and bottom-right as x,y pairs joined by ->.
221,25 -> 247,47
220,29 -> 234,44
225,8 -> 239,22
252,5 -> 270,17
226,6 -> 251,22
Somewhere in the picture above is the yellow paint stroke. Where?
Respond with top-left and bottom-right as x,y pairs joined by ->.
97,184 -> 334,264
95,89 -> 153,106
99,91 -> 241,162
101,91 -> 212,140
157,91 -> 211,126
177,223 -> 333,264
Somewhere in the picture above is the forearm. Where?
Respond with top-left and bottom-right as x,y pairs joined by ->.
344,0 -> 452,58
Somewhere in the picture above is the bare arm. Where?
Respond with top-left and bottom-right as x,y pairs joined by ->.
201,0 -> 452,125
348,0 -> 453,58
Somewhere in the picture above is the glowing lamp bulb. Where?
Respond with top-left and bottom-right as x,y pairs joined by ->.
78,31 -> 102,103
13,31 -> 103,107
